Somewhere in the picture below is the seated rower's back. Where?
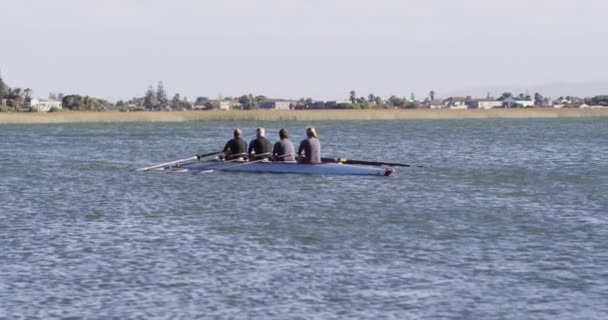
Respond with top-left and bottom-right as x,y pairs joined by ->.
298,127 -> 321,164
223,128 -> 248,160
248,127 -> 272,160
272,128 -> 295,162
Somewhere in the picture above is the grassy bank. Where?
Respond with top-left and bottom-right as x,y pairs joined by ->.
1,109 -> 608,124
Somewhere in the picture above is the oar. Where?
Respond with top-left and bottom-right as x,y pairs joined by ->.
321,157 -> 423,167
200,158 -> 269,173
137,151 -> 222,172
196,151 -> 223,160
137,156 -> 198,171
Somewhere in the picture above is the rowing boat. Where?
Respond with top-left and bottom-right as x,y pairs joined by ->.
179,159 -> 394,176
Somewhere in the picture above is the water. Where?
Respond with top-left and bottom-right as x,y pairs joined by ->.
1,119 -> 607,319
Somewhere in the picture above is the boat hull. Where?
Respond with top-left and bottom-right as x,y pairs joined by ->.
181,160 -> 393,176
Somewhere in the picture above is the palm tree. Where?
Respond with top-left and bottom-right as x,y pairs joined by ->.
349,90 -> 356,104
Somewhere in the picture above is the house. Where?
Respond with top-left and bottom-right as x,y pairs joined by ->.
259,100 -> 293,110
218,100 -> 233,110
444,97 -> 469,109
502,97 -> 534,108
557,102 -> 588,109
309,101 -> 326,109
468,99 -> 503,109
426,99 -> 445,109
29,98 -> 62,111
195,100 -> 241,110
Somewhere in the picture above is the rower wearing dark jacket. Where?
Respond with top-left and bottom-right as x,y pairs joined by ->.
297,127 -> 321,164
248,127 -> 272,160
272,128 -> 295,162
223,128 -> 248,160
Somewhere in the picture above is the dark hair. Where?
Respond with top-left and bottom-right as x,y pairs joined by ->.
279,128 -> 288,139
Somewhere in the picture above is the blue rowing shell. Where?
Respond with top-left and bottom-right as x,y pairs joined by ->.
181,160 -> 393,176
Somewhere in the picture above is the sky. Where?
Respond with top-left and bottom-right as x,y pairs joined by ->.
1,0 -> 607,101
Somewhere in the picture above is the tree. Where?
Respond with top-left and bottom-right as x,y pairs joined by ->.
156,81 -> 168,108
61,95 -> 110,111
255,95 -> 268,102
23,88 -> 32,105
49,92 -> 57,100
204,100 -> 221,110
499,92 -> 513,101
171,93 -> 181,110
374,96 -> 383,106
590,95 -> 608,106
6,88 -> 23,109
410,92 -> 416,101
195,96 -> 209,106
57,93 -> 65,101
388,95 -> 405,107
238,94 -> 257,110
368,94 -> 376,103
0,74 -> 8,99
429,90 -> 435,100
144,85 -> 158,110
534,92 -> 544,106
349,90 -> 356,104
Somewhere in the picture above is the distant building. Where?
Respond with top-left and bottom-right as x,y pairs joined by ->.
259,100 -> 293,110
218,100 -> 233,110
502,97 -> 534,108
325,100 -> 352,109
469,99 -> 503,109
444,97 -> 469,109
557,102 -> 588,109
194,100 -> 240,110
29,98 -> 62,112
426,99 -> 445,109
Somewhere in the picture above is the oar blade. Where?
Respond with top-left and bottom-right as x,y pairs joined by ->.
322,157 -> 417,167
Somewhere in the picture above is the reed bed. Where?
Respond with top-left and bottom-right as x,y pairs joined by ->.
1,109 -> 607,124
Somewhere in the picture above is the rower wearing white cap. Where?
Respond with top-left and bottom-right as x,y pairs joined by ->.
248,127 -> 273,160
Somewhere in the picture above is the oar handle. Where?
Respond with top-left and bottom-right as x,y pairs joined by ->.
196,151 -> 223,160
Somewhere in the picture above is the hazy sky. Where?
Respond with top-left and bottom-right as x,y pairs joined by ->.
1,0 -> 607,101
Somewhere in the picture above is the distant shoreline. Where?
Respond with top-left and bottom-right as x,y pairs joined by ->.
1,109 -> 607,124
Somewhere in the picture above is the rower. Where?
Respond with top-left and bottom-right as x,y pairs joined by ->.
297,127 -> 321,164
223,128 -> 248,160
272,128 -> 295,162
248,127 -> 273,161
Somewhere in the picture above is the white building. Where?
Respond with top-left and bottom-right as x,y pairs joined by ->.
29,98 -> 62,111
218,100 -> 232,110
474,99 -> 503,109
427,99 -> 445,109
445,97 -> 468,109
502,97 -> 534,108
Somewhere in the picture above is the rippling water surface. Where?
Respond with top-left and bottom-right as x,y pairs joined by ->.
1,119 -> 607,319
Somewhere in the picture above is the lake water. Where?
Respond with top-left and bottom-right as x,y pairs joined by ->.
1,119 -> 607,319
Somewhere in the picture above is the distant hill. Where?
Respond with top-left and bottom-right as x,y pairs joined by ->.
447,81 -> 608,99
